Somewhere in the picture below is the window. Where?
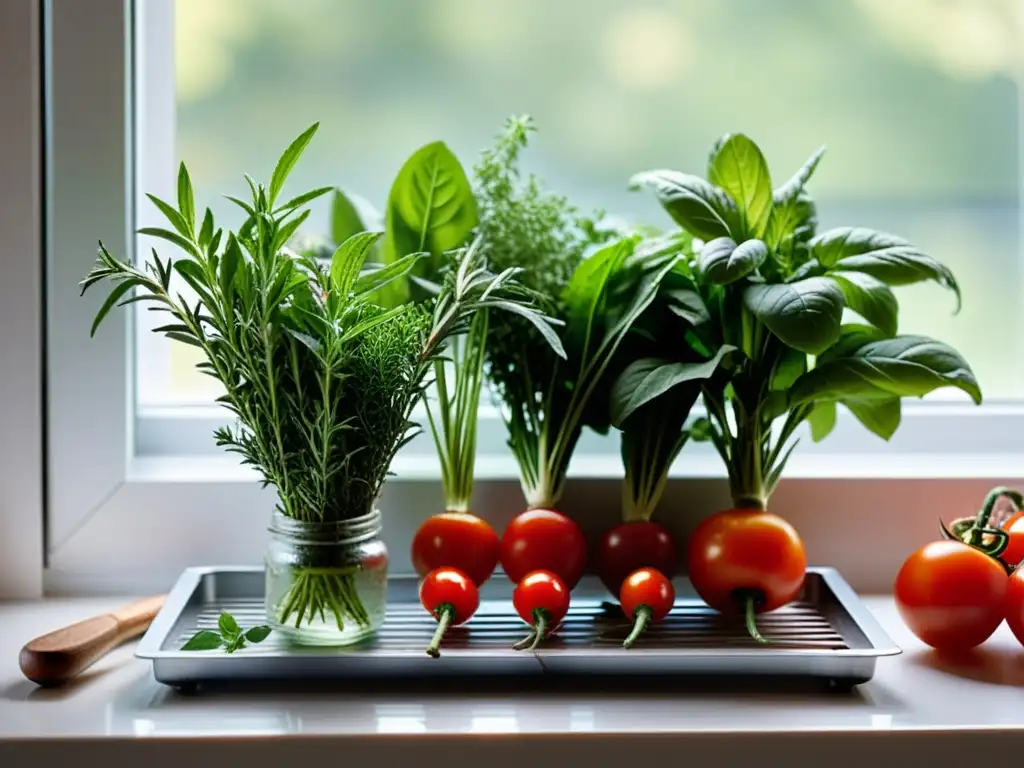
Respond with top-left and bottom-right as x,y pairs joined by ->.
42,0 -> 1024,595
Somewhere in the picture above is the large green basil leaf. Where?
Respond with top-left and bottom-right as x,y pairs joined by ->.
699,237 -> 768,285
629,170 -> 739,241
843,398 -> 901,440
708,134 -> 773,238
831,271 -> 898,336
820,323 -> 888,361
790,335 -> 982,405
562,239 -> 628,362
330,188 -> 366,245
811,227 -> 961,309
664,287 -> 710,326
380,141 -> 477,303
766,147 -> 824,250
807,401 -> 836,442
770,345 -> 807,391
610,345 -> 734,426
743,277 -> 844,354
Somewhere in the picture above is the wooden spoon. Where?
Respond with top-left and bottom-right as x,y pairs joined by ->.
19,595 -> 165,686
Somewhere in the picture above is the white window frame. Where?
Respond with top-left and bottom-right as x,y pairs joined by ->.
0,0 -> 44,599
41,0 -> 1024,597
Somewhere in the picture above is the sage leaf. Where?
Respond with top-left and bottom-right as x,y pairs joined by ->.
269,122 -> 319,206
843,398 -> 901,440
181,630 -> 224,652
611,345 -> 733,426
743,277 -> 844,354
218,612 -> 241,638
790,335 -> 982,405
831,271 -> 898,336
807,401 -> 837,442
330,232 -> 384,298
708,134 -> 773,238
629,170 -> 738,241
812,227 -> 961,310
331,188 -> 367,245
699,237 -> 768,285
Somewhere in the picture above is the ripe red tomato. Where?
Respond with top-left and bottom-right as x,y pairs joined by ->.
511,570 -> 571,651
1001,511 -> 1024,568
1006,567 -> 1024,646
411,512 -> 500,586
619,567 -> 675,648
596,521 -> 678,596
686,509 -> 807,617
500,508 -> 587,588
419,567 -> 480,658
894,540 -> 1007,652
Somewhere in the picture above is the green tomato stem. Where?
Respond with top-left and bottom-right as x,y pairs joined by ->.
743,593 -> 769,645
525,608 -> 550,653
623,605 -> 652,649
969,487 -> 1023,546
426,603 -> 455,658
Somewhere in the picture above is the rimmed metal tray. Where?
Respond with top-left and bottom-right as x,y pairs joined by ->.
137,566 -> 899,691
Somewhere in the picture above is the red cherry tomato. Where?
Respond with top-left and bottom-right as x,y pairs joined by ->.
500,509 -> 587,588
596,521 -> 678,596
686,509 -> 806,643
894,540 -> 1007,652
1006,567 -> 1024,647
1001,511 -> 1024,568
419,567 -> 480,658
412,512 -> 500,586
619,567 -> 675,649
511,570 -> 570,651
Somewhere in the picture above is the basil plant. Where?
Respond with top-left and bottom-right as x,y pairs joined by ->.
623,134 -> 981,510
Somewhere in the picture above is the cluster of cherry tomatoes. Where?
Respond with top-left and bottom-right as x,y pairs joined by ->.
411,504 -> 809,657
895,487 -> 1024,652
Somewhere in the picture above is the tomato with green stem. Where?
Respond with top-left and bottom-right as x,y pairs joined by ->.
945,487 -> 1023,569
420,568 -> 480,658
894,540 -> 1007,651
597,521 -> 678,597
1001,511 -> 1024,568
619,567 -> 675,649
512,570 -> 570,652
501,509 -> 587,588
411,512 -> 500,587
686,508 -> 807,643
1006,564 -> 1024,646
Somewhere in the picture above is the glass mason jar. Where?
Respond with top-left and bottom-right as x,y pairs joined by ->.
265,508 -> 389,646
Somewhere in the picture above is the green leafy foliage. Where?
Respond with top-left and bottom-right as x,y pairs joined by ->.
474,116 -> 630,508
632,134 -> 980,509
82,123 -> 526,525
380,141 -> 478,304
181,613 -> 271,653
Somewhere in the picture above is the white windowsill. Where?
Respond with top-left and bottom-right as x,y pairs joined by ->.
0,596 -> 1020,766
127,450 -> 1024,484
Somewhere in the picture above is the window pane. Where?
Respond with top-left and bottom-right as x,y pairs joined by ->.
137,0 -> 1022,407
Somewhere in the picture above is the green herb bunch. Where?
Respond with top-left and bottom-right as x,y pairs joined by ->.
82,124 -> 550,632
475,116 -> 671,509
628,134 -> 981,510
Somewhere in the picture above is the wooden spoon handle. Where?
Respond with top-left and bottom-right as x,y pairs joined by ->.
19,595 -> 165,686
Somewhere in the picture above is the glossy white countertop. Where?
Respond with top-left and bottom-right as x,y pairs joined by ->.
0,596 -> 1021,766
